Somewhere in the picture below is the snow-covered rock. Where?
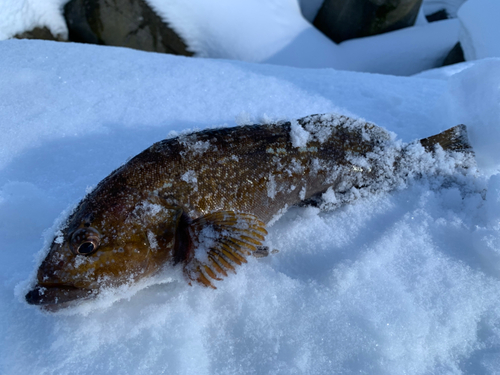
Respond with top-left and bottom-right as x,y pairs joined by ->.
64,0 -> 192,55
0,0 -> 68,40
313,0 -> 424,43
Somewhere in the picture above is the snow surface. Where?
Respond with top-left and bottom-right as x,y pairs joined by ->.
1,39 -> 500,374
458,0 -> 500,61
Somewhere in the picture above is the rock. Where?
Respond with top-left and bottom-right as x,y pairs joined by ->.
425,9 -> 449,22
442,42 -> 465,66
64,0 -> 193,56
313,0 -> 423,43
13,27 -> 66,42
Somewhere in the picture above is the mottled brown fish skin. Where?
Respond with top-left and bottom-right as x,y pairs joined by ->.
25,114 -> 473,310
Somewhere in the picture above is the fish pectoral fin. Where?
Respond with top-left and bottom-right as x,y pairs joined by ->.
184,211 -> 268,288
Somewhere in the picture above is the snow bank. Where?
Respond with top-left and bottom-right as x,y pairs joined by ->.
458,0 -> 500,60
2,0 -> 459,75
336,18 -> 459,75
445,58 -> 500,176
1,40 -> 500,374
151,0 -> 459,75
0,0 -> 68,40
147,0 -> 309,62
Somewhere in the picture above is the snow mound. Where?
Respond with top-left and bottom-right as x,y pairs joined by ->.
446,58 -> 500,176
0,0 -> 67,40
458,0 -> 500,60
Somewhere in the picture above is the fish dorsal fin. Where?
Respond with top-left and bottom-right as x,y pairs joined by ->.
184,211 -> 268,288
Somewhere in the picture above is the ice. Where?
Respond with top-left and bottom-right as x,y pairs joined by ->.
1,39 -> 500,374
458,0 -> 500,60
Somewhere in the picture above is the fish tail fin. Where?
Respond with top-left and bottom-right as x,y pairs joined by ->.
419,124 -> 473,153
184,211 -> 268,288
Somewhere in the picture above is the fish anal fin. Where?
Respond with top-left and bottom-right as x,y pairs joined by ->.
184,211 -> 267,288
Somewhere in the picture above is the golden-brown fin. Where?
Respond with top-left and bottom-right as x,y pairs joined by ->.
419,124 -> 473,153
184,211 -> 268,288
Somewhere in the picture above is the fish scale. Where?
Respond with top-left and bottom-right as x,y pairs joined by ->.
25,113 -> 474,310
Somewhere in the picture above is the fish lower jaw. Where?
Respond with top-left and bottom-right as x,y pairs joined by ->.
25,284 -> 95,311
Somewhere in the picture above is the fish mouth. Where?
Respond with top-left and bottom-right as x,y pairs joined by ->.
25,284 -> 95,311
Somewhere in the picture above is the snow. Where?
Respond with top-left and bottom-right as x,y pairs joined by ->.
262,18 -> 459,74
445,58 -> 500,176
1,35 -> 500,375
150,0 -> 459,75
0,0 -> 68,40
148,0 -> 309,62
458,0 -> 500,61
2,0 -> 459,76
290,119 -> 310,148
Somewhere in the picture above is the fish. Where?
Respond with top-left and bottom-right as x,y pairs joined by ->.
25,113 -> 474,310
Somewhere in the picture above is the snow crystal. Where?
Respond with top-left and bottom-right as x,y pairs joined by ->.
147,230 -> 159,251
322,187 -> 338,205
181,170 -> 198,191
179,136 -> 212,156
267,174 -> 277,199
299,186 -> 306,200
53,230 -> 64,244
193,226 -> 216,264
235,111 -> 253,125
289,119 -> 310,148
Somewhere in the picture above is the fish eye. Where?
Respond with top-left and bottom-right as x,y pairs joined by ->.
70,228 -> 100,256
78,242 -> 95,254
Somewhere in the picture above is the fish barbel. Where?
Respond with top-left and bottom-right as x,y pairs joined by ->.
25,114 -> 474,310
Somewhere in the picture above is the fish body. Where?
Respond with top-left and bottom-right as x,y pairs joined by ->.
25,114 -> 473,310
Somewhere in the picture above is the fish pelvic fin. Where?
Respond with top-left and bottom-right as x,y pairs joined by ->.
184,211 -> 268,288
419,124 -> 473,153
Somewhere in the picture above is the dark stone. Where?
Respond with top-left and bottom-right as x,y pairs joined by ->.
425,9 -> 449,22
314,0 -> 424,43
13,26 -> 66,42
442,42 -> 465,66
64,0 -> 193,56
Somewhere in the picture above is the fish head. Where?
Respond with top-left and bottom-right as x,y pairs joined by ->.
26,195 -> 183,311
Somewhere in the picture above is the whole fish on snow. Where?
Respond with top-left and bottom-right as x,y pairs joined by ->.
26,114 -> 474,310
